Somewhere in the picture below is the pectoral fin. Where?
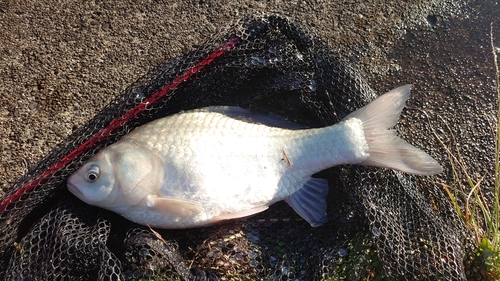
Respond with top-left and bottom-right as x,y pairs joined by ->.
149,197 -> 204,217
285,177 -> 329,227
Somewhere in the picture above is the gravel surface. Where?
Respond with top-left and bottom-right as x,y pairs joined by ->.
0,0 -> 498,197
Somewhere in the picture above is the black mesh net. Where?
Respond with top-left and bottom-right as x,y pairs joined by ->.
0,13 -> 478,280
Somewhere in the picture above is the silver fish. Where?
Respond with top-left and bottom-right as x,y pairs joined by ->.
67,85 -> 442,229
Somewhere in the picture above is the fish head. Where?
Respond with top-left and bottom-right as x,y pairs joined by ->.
67,149 -> 117,206
67,139 -> 163,212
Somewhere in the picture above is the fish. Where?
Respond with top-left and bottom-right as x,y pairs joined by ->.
67,85 -> 443,229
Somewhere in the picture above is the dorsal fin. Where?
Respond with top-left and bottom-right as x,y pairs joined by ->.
194,106 -> 307,129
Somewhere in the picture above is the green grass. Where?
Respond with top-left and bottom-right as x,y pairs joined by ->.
433,22 -> 500,279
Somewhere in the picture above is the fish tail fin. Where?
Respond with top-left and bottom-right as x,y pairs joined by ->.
345,84 -> 443,175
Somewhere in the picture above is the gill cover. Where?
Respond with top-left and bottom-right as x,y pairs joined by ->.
68,139 -> 163,208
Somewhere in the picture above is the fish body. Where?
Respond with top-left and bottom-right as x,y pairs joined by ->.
67,85 -> 442,228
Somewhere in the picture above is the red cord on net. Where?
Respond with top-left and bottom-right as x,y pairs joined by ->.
0,37 -> 241,213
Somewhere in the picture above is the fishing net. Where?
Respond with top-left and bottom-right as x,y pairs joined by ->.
0,13 -> 478,280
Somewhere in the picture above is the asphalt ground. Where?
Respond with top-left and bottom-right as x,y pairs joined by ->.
0,0 -> 498,202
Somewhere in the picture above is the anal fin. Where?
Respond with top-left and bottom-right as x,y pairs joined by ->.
284,177 -> 329,227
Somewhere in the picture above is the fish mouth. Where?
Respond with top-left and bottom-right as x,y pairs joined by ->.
67,182 -> 85,200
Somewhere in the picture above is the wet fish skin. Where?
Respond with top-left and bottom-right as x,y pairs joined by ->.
67,85 -> 443,229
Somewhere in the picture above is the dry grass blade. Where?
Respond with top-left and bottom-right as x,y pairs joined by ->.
491,21 -> 500,250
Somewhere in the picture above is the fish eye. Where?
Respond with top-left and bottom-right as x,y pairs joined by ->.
86,164 -> 100,182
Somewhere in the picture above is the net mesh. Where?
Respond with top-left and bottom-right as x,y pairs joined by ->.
0,13 -> 479,280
